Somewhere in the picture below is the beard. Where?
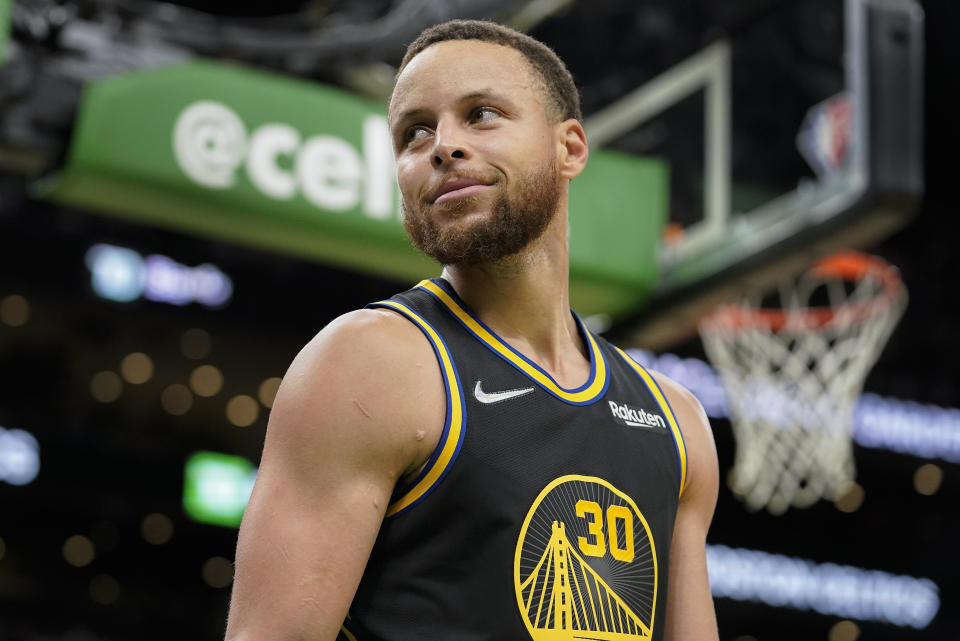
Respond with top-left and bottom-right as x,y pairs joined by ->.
402,161 -> 562,266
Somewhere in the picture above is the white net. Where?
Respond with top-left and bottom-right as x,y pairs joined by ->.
699,252 -> 907,514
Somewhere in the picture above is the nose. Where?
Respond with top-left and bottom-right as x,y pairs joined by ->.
431,119 -> 469,168
433,149 -> 465,167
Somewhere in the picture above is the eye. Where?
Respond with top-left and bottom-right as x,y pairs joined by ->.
470,106 -> 501,124
404,125 -> 432,145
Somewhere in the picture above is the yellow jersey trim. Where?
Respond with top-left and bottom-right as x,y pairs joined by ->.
614,347 -> 688,498
373,300 -> 466,518
417,279 -> 608,405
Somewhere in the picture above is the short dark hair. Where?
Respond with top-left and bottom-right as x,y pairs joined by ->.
397,19 -> 582,123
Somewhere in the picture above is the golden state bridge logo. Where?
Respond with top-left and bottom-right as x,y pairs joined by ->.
514,475 -> 658,640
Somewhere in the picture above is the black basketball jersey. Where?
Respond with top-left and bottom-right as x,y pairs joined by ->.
338,278 -> 687,641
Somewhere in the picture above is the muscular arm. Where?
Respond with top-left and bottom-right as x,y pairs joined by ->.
654,372 -> 720,641
224,309 -> 445,641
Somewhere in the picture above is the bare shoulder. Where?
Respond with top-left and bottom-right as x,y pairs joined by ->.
283,307 -> 436,390
290,306 -> 437,380
226,307 -> 446,640
647,371 -> 708,430
648,370 -> 719,503
267,306 -> 445,483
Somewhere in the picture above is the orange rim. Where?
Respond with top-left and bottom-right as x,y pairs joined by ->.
702,251 -> 904,332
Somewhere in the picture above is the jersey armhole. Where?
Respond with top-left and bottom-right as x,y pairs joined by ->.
366,300 -> 467,518
613,347 -> 688,498
338,622 -> 359,641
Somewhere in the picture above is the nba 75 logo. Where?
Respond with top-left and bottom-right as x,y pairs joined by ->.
513,475 -> 659,640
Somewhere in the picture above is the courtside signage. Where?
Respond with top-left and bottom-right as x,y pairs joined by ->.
40,60 -> 667,316
172,99 -> 397,220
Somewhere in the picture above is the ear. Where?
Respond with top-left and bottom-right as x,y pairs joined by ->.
556,118 -> 588,180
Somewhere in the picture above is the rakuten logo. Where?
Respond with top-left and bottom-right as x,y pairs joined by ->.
608,401 -> 667,430
173,100 -> 397,219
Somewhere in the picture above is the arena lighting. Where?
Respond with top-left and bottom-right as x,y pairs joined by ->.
85,243 -> 233,307
183,451 -> 256,527
0,425 -> 40,486
706,544 -> 940,628
627,349 -> 960,463
854,394 -> 960,462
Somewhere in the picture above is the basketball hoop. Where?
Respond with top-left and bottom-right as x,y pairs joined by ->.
699,251 -> 907,514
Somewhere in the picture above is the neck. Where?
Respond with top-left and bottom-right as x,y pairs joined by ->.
440,205 -> 591,387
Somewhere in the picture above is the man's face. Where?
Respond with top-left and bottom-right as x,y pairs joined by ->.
388,40 -> 563,265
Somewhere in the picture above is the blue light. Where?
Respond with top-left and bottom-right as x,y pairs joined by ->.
0,426 -> 40,486
86,243 -> 232,308
85,244 -> 144,303
854,393 -> 960,462
627,349 -> 960,462
706,544 -> 940,628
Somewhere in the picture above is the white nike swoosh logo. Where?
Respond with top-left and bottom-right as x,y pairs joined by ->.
473,380 -> 535,404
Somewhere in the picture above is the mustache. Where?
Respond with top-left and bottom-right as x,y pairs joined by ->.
424,171 -> 500,204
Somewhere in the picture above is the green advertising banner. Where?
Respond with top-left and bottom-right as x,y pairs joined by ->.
40,60 -> 666,316
0,0 -> 10,65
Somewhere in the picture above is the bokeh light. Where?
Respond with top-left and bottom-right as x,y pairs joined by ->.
202,556 -> 234,589
90,371 -> 123,403
62,535 -> 95,568
834,482 -> 865,513
226,395 -> 259,427
258,377 -> 282,408
914,464 -> 943,496
89,574 -> 120,605
829,619 -> 860,641
161,384 -> 194,416
0,295 -> 30,326
141,513 -> 174,545
180,328 -> 212,360
120,352 -> 154,384
190,365 -> 224,397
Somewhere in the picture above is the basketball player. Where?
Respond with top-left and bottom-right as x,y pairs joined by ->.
225,20 -> 720,641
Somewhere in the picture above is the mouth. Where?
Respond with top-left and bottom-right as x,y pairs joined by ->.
431,177 -> 495,205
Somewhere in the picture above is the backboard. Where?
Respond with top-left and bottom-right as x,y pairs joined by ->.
544,0 -> 924,348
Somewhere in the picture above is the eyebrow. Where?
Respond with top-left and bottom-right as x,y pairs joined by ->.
391,89 -> 518,126
460,89 -> 516,106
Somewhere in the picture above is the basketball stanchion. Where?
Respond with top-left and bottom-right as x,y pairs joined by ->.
699,251 -> 907,514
